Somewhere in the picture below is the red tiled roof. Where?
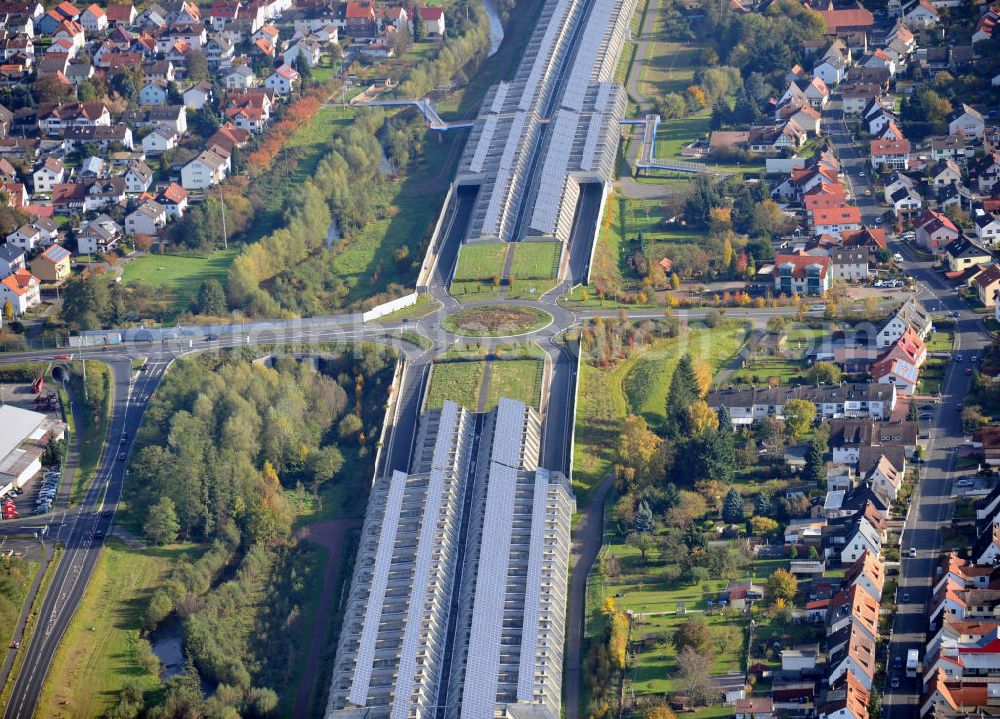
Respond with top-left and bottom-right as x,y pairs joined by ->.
813,205 -> 862,226
775,252 -> 831,279
870,138 -> 911,156
816,5 -> 874,31
418,6 -> 444,20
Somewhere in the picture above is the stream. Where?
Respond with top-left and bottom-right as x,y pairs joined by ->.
483,0 -> 504,56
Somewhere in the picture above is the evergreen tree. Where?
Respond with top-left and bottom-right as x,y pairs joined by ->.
907,400 -> 919,422
633,501 -> 655,534
721,488 -> 745,524
197,279 -> 228,316
754,491 -> 771,517
663,482 -> 681,510
804,440 -> 825,487
682,523 -> 706,550
715,406 -> 737,469
665,354 -> 701,437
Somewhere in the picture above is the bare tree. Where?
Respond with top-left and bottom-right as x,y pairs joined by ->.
676,646 -> 721,707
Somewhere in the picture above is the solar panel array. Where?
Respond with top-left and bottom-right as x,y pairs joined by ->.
390,466 -> 447,719
348,469 -> 407,707
529,110 -> 579,234
459,461 -> 518,719
481,111 -> 529,237
517,467 -> 551,702
492,397 -> 526,468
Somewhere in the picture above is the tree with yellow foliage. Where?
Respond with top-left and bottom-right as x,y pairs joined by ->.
687,400 -> 719,436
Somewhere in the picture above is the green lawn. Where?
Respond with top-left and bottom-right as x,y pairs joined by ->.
510,242 -> 561,279
121,249 -> 238,319
926,330 -> 955,353
452,243 -> 509,282
285,106 -> 355,181
38,541 -> 179,718
621,324 -> 749,427
729,358 -> 803,386
485,359 -> 544,410
640,41 -> 699,99
919,356 -> 947,395
573,322 -> 749,500
425,361 -> 486,410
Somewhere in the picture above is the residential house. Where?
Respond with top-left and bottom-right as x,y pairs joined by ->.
886,184 -> 922,216
804,77 -> 830,108
748,121 -> 806,154
813,206 -> 862,238
945,237 -> 992,273
141,126 -> 178,154
76,214 -> 121,255
975,210 -> 1000,246
417,5 -> 444,36
62,125 -> 133,150
841,83 -> 884,114
778,104 -> 822,136
31,156 -> 63,193
139,80 -> 168,106
264,63 -> 299,95
223,64 -> 256,89
106,3 -> 137,26
203,35 -> 234,65
734,697 -> 773,719
819,672 -> 870,719
124,161 -> 153,194
183,80 -> 213,110
0,268 -> 39,315
831,248 -> 871,281
814,53 -> 847,86
6,220 -> 57,251
772,252 -> 831,295
344,0 -> 376,35
931,158 -> 962,188
80,3 -> 105,30
971,152 -> 1000,194
28,243 -> 70,283
872,356 -> 920,397
813,3 -> 875,35
708,383 -> 897,426
876,297 -> 931,348
914,210 -> 960,253
948,104 -> 986,139
902,0 -> 938,25
156,182 -> 188,218
869,138 -> 910,170
125,199 -> 166,236
180,148 -> 229,189
282,37 -> 321,67
0,244 -> 26,276
974,264 -> 1000,307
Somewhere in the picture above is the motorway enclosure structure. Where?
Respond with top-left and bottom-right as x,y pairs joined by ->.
440,0 -> 631,275
326,399 -> 574,718
326,0 -> 633,715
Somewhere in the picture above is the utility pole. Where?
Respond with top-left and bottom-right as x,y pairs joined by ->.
81,356 -> 87,402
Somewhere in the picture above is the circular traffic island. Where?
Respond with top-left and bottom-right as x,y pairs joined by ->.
442,306 -> 553,337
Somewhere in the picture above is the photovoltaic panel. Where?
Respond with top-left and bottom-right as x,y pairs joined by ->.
390,466 -> 446,719
459,461 -> 517,719
491,398 -> 525,468
517,467 -> 550,702
529,110 -> 579,233
349,470 -> 407,706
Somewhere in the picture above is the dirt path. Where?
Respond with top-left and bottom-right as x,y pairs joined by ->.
563,474 -> 615,719
292,518 -> 358,719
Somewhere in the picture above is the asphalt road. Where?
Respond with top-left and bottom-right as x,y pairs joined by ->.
826,99 -> 991,716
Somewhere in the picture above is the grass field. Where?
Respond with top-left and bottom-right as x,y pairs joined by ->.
639,41 -> 699,99
121,249 -> 238,320
510,242 -> 561,279
622,324 -> 748,427
452,243 -> 509,282
485,359 -> 544,409
285,106 -> 355,181
38,541 -> 181,718
573,323 -> 749,501
926,330 -> 955,353
425,361 -> 486,410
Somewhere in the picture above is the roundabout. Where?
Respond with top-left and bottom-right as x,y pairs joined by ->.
440,305 -> 554,337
